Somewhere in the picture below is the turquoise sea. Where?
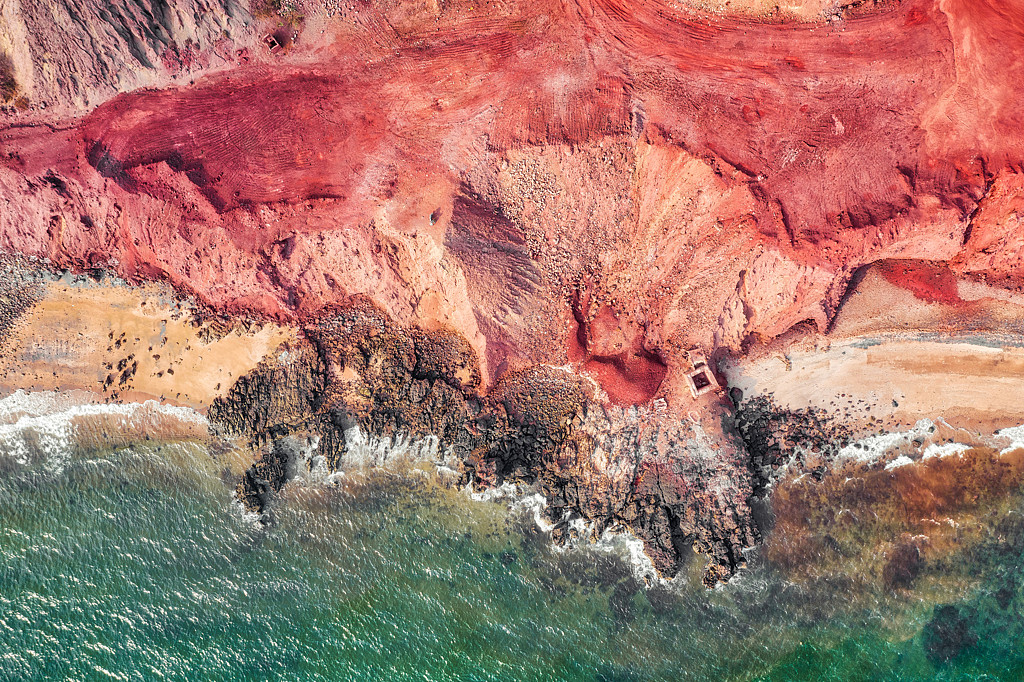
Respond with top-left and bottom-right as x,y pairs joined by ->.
2,399 -> 1024,681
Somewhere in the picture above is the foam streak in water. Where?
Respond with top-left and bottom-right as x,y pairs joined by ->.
0,390 -> 208,473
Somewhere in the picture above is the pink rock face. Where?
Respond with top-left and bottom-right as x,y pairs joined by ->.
2,0 -> 1024,404
956,169 -> 1024,288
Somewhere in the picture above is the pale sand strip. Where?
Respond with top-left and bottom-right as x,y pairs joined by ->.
723,336 -> 1024,435
723,268 -> 1024,435
0,279 -> 297,411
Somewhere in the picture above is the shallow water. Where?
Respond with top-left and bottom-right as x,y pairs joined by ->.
2,407 -> 1024,680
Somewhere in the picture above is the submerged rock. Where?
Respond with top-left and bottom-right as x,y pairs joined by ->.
923,605 -> 978,665
883,541 -> 924,591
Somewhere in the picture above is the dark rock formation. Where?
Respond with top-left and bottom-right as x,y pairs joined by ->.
208,342 -> 327,443
213,299 -> 760,586
0,256 -> 43,348
734,395 -> 855,498
922,605 -> 978,665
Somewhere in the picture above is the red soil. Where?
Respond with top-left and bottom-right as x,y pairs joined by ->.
876,260 -> 964,306
2,0 -> 1024,401
572,304 -> 668,405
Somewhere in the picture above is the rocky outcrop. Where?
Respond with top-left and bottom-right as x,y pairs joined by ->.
734,395 -> 855,495
210,298 -> 484,510
0,255 -> 44,348
211,300 -> 758,586
0,0 -> 256,116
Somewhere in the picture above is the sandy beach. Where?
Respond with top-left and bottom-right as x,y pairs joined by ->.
0,278 -> 295,411
723,266 -> 1024,436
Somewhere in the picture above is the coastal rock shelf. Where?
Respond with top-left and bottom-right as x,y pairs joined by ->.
208,301 -> 759,586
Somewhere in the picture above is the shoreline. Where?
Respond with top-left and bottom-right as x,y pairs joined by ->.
8,264 -> 1024,588
723,333 -> 1024,438
723,263 -> 1024,440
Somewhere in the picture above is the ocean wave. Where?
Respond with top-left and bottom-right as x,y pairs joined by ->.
470,480 -> 666,586
268,429 -> 666,581
834,418 -> 947,465
0,390 -> 209,474
337,425 -> 452,472
591,526 -> 664,586
274,425 -> 466,495
996,423 -> 1024,455
786,416 -> 1000,478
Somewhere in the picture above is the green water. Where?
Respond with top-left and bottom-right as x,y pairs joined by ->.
2,439 -> 1023,681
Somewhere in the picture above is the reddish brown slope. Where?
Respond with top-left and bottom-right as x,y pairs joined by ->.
1,0 -> 1023,401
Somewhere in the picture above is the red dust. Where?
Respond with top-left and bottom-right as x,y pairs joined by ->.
876,259 -> 964,305
571,303 -> 667,406
582,354 -> 668,406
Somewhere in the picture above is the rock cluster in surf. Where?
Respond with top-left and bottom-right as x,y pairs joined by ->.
211,300 -> 758,586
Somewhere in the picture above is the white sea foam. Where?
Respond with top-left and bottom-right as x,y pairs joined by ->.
0,390 -> 208,474
823,416 -> 993,473
511,491 -> 553,532
996,424 -> 1024,455
921,442 -> 972,460
469,481 -> 520,503
470,482 -> 556,532
884,455 -> 915,470
469,480 -> 666,585
803,415 -> 1024,477
0,411 -> 76,471
283,434 -> 329,484
230,495 -> 263,525
278,428 -> 586,562
592,526 -> 664,586
834,418 -> 940,465
279,425 -> 464,492
337,425 -> 452,471
0,389 -> 81,421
